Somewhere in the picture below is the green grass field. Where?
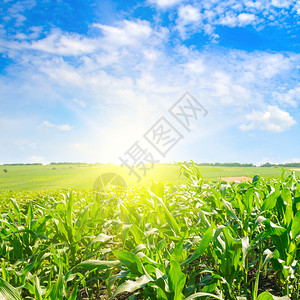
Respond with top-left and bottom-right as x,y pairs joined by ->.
1,163 -> 300,299
0,163 -> 298,191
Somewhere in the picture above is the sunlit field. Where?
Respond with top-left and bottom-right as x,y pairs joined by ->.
0,163 -> 297,191
0,163 -> 300,299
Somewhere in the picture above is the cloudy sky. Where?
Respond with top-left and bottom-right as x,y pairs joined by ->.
0,0 -> 299,165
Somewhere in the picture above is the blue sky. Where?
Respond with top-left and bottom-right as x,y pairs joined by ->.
0,0 -> 299,165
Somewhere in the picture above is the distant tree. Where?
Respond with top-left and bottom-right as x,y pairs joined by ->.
260,162 -> 300,168
282,163 -> 300,168
50,162 -> 88,166
3,169 -> 7,173
261,162 -> 274,167
196,162 -> 254,167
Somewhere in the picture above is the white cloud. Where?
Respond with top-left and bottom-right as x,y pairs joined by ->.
184,58 -> 205,74
178,5 -> 201,23
294,1 -> 300,14
0,19 -> 158,62
219,12 -> 239,27
211,71 -> 251,104
43,120 -> 72,131
2,28 -> 299,112
0,16 -> 299,163
0,30 -> 98,56
93,20 -> 152,49
15,26 -> 42,40
176,5 -> 201,37
273,85 -> 300,107
240,105 -> 296,132
236,52 -> 292,80
238,13 -> 256,25
172,0 -> 299,39
30,30 -> 98,56
4,0 -> 36,26
271,0 -> 293,8
219,12 -> 256,27
37,58 -> 83,86
149,0 -> 182,8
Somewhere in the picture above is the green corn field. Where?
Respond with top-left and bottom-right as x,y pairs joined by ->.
0,162 -> 300,299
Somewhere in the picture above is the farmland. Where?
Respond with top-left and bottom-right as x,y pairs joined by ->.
0,162 -> 299,299
0,163 -> 297,191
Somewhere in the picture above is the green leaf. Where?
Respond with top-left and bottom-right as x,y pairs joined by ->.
182,226 -> 213,265
252,175 -> 260,185
76,260 -> 120,270
223,226 -> 235,250
47,259 -> 66,299
171,239 -> 184,263
151,192 -> 181,236
66,191 -> 74,228
68,283 -> 79,300
263,219 -> 287,236
111,275 -> 151,299
151,181 -> 165,199
257,291 -> 290,300
291,209 -> 300,239
113,250 -> 143,275
1,262 -> 8,281
281,187 -> 293,227
168,260 -> 186,300
261,189 -> 279,211
123,224 -> 143,245
253,255 -> 263,300
33,276 -> 43,300
262,249 -> 275,268
241,236 -> 250,268
213,225 -> 226,243
26,201 -> 34,229
184,292 -> 224,300
244,189 -> 254,213
84,233 -> 114,255
10,198 -> 20,213
0,278 -> 22,300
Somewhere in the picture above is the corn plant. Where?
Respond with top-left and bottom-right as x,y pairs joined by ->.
0,162 -> 299,299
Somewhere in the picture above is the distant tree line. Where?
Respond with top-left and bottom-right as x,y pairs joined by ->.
261,162 -> 300,168
196,162 -> 255,167
2,162 -> 299,168
181,162 -> 300,168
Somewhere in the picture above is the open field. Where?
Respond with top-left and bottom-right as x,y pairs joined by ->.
0,163 -> 296,191
0,163 -> 299,299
